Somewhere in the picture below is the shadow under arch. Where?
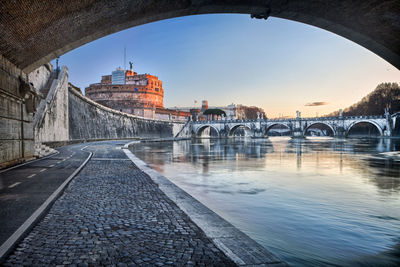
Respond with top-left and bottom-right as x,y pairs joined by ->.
304,122 -> 336,136
196,125 -> 220,138
347,120 -> 383,137
228,124 -> 252,137
1,1 -> 399,72
266,123 -> 291,136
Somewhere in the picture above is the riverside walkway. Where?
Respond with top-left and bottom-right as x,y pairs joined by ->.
0,141 -> 285,266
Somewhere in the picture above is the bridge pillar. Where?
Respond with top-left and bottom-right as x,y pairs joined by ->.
384,107 -> 393,136
252,119 -> 264,138
292,111 -> 304,138
335,126 -> 346,137
252,130 -> 264,138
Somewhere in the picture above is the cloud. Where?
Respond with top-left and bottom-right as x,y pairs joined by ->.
305,101 -> 329,106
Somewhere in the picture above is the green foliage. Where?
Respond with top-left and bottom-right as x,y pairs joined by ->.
241,106 -> 266,119
203,109 -> 226,116
328,82 -> 400,116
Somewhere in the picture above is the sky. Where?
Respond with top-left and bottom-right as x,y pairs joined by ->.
54,14 -> 400,118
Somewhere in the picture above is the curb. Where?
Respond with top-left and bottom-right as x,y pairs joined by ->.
0,148 -> 93,263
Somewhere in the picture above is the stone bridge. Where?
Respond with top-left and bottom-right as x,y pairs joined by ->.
191,113 -> 395,138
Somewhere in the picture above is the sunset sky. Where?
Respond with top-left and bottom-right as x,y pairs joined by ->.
56,14 -> 400,118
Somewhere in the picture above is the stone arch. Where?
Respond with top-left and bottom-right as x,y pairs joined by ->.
228,124 -> 252,137
1,1 -> 399,72
346,120 -> 383,136
303,122 -> 336,136
196,125 -> 220,137
265,123 -> 291,135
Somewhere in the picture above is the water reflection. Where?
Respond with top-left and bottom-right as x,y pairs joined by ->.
130,137 -> 400,266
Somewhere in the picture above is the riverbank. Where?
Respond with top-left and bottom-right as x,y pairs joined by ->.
123,141 -> 286,266
128,137 -> 400,266
1,141 -> 285,266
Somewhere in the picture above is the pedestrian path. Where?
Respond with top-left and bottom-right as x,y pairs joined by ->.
0,143 -> 90,246
3,143 -> 234,266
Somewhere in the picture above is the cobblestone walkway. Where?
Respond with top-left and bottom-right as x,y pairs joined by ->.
4,144 -> 235,266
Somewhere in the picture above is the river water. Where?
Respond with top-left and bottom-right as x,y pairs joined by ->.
129,137 -> 400,266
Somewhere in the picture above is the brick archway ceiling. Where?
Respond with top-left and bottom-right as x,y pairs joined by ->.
1,0 -> 399,72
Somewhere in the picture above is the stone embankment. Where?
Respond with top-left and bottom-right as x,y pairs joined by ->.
1,64 -> 190,169
68,87 -> 184,141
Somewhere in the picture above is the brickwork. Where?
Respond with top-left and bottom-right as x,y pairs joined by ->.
0,1 -> 399,72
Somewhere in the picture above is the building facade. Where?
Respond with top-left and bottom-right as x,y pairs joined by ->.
85,65 -> 189,121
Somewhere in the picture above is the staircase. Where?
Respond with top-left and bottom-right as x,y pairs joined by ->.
34,143 -> 57,158
40,71 -> 58,98
174,120 -> 192,138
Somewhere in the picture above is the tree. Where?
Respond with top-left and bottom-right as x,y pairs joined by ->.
326,82 -> 400,116
203,109 -> 226,116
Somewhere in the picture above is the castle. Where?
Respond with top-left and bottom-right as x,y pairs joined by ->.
85,62 -> 189,121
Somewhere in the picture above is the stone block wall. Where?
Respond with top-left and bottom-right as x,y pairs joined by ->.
0,54 -> 34,168
28,64 -> 52,93
69,88 -> 185,140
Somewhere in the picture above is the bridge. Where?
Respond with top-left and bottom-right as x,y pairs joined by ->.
1,0 -> 400,166
190,111 -> 395,138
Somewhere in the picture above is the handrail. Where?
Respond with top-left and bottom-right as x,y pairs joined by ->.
174,120 -> 191,138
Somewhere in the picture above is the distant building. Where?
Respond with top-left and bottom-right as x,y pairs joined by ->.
111,68 -> 125,85
85,64 -> 190,121
201,100 -> 208,111
170,101 -> 264,121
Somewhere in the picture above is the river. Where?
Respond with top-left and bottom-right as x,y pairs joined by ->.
129,137 -> 400,266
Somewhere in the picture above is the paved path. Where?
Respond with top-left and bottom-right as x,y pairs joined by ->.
0,143 -> 90,246
2,141 -> 234,266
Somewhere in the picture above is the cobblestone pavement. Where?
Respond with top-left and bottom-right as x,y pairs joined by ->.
4,142 -> 235,266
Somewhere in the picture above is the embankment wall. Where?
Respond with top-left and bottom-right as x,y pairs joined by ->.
68,87 -> 185,140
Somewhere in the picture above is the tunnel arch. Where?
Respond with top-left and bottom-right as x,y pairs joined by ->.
303,122 -> 336,136
346,120 -> 383,136
1,1 -> 399,72
196,125 -> 220,138
228,124 -> 252,137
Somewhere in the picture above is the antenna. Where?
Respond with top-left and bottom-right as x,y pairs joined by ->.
124,46 -> 126,72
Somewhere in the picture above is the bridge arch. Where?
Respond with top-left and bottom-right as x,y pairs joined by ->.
266,123 -> 291,136
1,1 -> 399,72
228,124 -> 252,137
303,122 -> 336,136
346,120 -> 383,136
195,125 -> 220,138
